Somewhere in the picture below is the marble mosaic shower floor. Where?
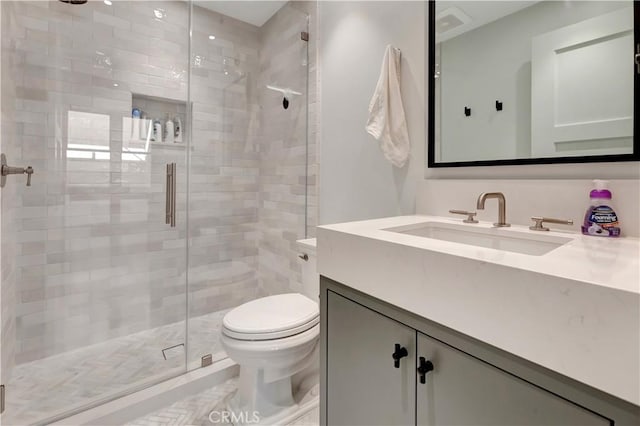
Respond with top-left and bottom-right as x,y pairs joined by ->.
5,310 -> 229,426
126,378 -> 319,426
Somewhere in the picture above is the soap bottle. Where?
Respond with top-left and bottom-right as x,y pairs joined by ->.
174,116 -> 182,143
581,180 -> 621,237
140,111 -> 149,140
131,108 -> 141,141
153,119 -> 163,143
164,114 -> 174,144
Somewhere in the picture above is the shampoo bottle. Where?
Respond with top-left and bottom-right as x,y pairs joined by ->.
131,108 -> 141,141
165,114 -> 174,144
174,117 -> 182,143
140,112 -> 149,140
581,180 -> 621,237
153,119 -> 163,143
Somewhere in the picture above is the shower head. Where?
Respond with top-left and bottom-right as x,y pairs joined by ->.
59,0 -> 88,4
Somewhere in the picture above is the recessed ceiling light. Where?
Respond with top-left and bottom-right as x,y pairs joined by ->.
113,83 -> 119,87
153,8 -> 165,19
103,0 -> 112,5
208,35 -> 216,40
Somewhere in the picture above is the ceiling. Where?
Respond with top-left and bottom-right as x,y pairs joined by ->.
436,1 -> 539,42
193,1 -> 287,27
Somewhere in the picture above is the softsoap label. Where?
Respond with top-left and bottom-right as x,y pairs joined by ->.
582,205 -> 620,237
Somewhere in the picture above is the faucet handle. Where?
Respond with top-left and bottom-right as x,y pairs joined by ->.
449,209 -> 478,223
529,217 -> 573,232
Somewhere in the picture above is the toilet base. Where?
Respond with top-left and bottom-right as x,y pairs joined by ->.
222,381 -> 320,426
226,365 -> 295,424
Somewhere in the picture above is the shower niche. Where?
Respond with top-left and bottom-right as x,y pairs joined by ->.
126,94 -> 188,152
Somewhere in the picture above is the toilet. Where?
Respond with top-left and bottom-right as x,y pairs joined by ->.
221,238 -> 319,424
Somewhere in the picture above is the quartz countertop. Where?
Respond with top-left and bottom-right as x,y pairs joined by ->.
317,215 -> 640,406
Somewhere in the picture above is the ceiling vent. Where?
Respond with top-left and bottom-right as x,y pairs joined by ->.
436,7 -> 471,35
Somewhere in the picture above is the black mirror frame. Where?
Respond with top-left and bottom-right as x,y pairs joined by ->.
427,0 -> 640,168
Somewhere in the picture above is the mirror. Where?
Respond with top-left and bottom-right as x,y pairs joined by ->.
428,1 -> 639,167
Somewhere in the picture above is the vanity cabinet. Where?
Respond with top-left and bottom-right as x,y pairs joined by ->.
415,332 -> 606,425
326,289 -> 415,425
322,278 -> 638,425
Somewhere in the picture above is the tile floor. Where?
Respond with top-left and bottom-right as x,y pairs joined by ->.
5,310 -> 229,426
127,378 -> 319,426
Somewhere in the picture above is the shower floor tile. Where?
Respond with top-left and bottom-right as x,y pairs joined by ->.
5,310 -> 229,426
126,378 -> 319,426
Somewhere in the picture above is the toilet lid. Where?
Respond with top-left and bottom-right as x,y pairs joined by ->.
223,293 -> 319,340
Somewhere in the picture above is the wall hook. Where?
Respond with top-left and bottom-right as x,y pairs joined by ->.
464,107 -> 471,117
495,100 -> 503,111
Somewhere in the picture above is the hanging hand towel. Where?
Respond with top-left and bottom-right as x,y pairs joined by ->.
366,45 -> 410,168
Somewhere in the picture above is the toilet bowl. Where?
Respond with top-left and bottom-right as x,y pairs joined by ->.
221,239 -> 319,424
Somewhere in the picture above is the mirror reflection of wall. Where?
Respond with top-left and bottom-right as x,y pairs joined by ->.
435,1 -> 635,164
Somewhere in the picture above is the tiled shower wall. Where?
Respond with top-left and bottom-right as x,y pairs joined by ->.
4,0 -> 193,364
186,6 -> 261,325
2,0 -> 255,364
256,3 -> 315,297
1,2 -> 19,383
2,0 -> 315,366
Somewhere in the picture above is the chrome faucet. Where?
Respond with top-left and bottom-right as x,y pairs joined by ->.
476,192 -> 510,227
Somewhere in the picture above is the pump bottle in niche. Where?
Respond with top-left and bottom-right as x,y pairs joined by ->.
152,119 -> 163,142
174,117 -> 182,143
165,114 -> 174,144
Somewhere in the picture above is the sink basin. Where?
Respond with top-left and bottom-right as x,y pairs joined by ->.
385,222 -> 572,256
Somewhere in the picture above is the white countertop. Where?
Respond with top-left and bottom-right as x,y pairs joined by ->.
318,215 -> 640,406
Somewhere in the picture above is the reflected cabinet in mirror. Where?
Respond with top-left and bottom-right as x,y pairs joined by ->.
428,1 -> 639,167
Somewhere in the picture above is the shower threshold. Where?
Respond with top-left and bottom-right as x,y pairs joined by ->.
53,359 -> 238,426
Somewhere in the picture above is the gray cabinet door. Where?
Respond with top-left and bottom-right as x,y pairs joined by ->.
416,332 -> 610,426
326,291 -> 416,426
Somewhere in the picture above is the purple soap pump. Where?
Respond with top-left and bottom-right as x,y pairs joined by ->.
581,180 -> 621,237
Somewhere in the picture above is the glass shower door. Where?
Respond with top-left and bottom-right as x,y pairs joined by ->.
0,1 -> 190,423
186,1 -> 310,368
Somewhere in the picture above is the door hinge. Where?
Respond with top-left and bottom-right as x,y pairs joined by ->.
1,384 -> 5,414
636,43 -> 640,74
301,31 -> 309,42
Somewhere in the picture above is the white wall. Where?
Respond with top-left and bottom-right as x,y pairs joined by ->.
318,1 -> 426,225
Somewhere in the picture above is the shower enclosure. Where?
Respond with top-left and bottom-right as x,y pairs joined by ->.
0,1 -> 311,424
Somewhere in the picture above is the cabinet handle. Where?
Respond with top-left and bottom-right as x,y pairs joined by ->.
417,356 -> 434,384
392,344 -> 409,368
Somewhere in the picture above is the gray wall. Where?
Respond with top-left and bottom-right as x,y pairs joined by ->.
318,1 -> 426,225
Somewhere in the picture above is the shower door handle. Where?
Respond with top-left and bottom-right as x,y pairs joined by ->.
170,163 -> 176,227
165,163 -> 176,227
165,164 -> 171,225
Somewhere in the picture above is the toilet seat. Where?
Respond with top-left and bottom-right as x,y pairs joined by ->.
222,293 -> 319,341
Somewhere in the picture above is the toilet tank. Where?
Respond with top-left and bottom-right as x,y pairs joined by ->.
296,238 -> 318,302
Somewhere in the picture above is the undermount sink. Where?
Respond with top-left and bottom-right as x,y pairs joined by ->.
385,221 -> 572,256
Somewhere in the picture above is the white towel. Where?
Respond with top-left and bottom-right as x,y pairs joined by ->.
366,45 -> 410,168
